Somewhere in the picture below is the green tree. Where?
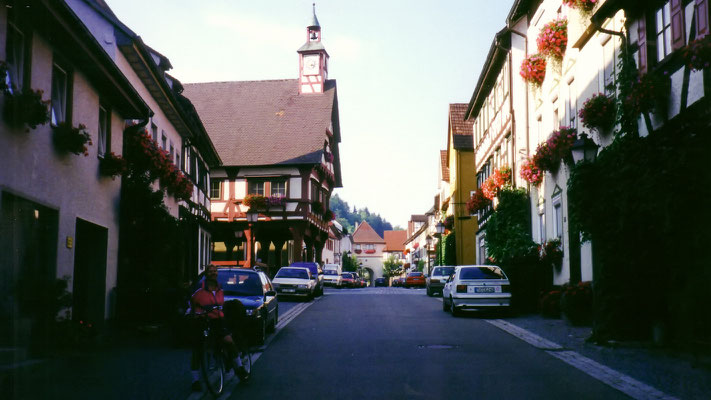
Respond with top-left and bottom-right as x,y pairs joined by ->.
342,252 -> 358,272
382,256 -> 404,278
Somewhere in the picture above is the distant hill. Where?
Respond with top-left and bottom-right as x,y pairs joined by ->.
330,194 -> 394,237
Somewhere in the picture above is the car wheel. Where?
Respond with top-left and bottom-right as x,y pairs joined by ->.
426,287 -> 433,297
442,297 -> 449,312
267,308 -> 278,333
450,297 -> 462,317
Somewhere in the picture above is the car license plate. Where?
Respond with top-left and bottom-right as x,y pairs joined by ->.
283,288 -> 295,293
470,286 -> 500,293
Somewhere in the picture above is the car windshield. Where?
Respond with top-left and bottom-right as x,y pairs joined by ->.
433,267 -> 455,276
217,271 -> 263,296
324,270 -> 338,275
459,267 -> 505,280
340,273 -> 352,278
276,268 -> 309,279
407,272 -> 423,277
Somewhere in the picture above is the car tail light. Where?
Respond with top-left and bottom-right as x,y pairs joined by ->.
456,285 -> 467,293
502,284 -> 511,293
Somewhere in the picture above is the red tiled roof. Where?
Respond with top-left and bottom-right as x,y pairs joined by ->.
383,230 -> 406,252
352,221 -> 385,243
440,150 -> 450,183
182,79 -> 337,166
449,103 -> 474,136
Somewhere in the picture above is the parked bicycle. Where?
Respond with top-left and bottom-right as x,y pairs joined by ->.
194,304 -> 252,396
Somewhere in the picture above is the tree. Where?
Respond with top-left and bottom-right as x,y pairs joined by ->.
382,256 -> 404,278
342,252 -> 358,272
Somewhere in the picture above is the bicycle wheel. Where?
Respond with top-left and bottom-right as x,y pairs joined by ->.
200,341 -> 224,396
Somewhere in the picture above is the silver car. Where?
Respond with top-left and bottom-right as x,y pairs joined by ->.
426,266 -> 455,296
442,265 -> 511,316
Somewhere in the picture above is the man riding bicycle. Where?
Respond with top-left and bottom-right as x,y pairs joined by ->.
189,264 -> 249,391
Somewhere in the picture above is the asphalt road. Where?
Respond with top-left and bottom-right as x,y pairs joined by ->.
223,287 -> 631,399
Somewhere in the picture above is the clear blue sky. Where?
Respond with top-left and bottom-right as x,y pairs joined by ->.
105,0 -> 511,228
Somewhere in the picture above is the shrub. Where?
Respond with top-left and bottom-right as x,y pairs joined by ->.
539,289 -> 563,318
537,19 -> 568,60
520,54 -> 547,85
561,281 -> 593,325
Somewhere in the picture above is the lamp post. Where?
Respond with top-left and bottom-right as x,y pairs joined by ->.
426,236 -> 433,275
246,210 -> 259,269
435,221 -> 445,266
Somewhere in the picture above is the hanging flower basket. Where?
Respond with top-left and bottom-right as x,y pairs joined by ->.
535,126 -> 577,173
443,215 -> 454,231
99,152 -> 127,179
3,88 -> 51,129
520,54 -> 547,86
312,200 -> 324,214
537,19 -> 568,60
243,194 -> 268,210
52,122 -> 92,156
539,238 -> 563,268
520,157 -> 544,186
623,73 -> 670,116
169,172 -> 194,201
324,152 -> 334,163
579,93 -> 616,132
563,0 -> 597,11
324,209 -> 335,220
683,35 -> 711,71
466,188 -> 491,214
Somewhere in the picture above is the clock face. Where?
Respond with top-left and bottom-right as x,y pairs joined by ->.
303,55 -> 319,75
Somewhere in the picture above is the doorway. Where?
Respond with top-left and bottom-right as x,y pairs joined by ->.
73,218 -> 108,327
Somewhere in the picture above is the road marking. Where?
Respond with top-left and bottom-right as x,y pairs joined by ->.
485,319 -> 679,400
187,298 -> 318,400
325,288 -> 425,295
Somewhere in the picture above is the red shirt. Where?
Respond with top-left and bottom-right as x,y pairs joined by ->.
191,281 -> 224,319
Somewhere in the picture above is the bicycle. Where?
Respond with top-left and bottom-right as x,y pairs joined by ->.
194,304 -> 252,397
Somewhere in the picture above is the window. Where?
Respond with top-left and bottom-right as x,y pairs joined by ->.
271,181 -> 286,197
5,10 -> 26,93
311,181 -> 321,202
553,108 -> 559,130
567,79 -> 577,128
210,180 -> 222,199
50,62 -> 70,125
553,200 -> 563,240
161,131 -> 167,150
97,104 -> 110,157
656,2 -> 672,61
538,212 -> 546,242
479,237 -> 487,264
602,37 -> 616,94
248,181 -> 264,195
151,123 -> 158,142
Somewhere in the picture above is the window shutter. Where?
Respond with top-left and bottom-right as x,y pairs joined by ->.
697,0 -> 709,38
638,16 -> 648,74
671,0 -> 686,49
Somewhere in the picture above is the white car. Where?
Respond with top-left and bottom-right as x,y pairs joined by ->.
442,265 -> 511,316
271,267 -> 317,299
322,269 -> 342,287
426,266 -> 455,296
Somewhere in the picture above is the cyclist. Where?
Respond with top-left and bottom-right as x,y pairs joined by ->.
189,264 -> 248,391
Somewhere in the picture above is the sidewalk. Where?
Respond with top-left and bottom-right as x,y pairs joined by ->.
1,326 -> 195,400
499,314 -> 711,400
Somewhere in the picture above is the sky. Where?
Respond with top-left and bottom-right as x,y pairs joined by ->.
104,0 -> 511,228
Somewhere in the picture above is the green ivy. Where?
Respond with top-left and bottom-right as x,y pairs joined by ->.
442,231 -> 457,266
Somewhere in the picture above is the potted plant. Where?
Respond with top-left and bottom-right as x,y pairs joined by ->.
563,0 -> 597,11
243,194 -> 268,210
443,215 -> 454,231
520,54 -> 547,86
52,122 -> 92,156
579,93 -> 616,133
466,188 -> 491,214
539,238 -> 563,268
312,200 -> 324,214
520,157 -> 544,186
324,152 -> 334,163
324,209 -> 335,220
623,73 -> 670,116
532,126 -> 577,173
682,35 -> 711,71
536,19 -> 568,60
99,152 -> 127,179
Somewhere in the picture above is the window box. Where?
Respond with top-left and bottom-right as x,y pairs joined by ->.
243,194 -> 268,210
2,86 -> 50,129
365,249 -> 376,254
52,122 -> 91,156
99,152 -> 127,179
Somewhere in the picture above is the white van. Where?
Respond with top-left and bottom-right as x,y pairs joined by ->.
322,263 -> 342,287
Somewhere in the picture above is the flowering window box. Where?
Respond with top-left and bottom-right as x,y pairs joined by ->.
354,249 -> 362,254
579,93 -> 616,133
520,54 -> 547,86
365,249 -> 376,254
52,122 -> 92,156
267,196 -> 286,207
99,152 -> 127,179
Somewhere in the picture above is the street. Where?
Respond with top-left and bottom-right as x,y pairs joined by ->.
214,287 -> 629,400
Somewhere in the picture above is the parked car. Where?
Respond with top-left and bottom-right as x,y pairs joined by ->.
442,265 -> 511,316
340,272 -> 355,288
405,271 -> 426,288
392,277 -> 403,287
202,267 -> 278,346
426,266 -> 456,296
272,266 -> 317,300
322,268 -> 342,288
374,277 -> 388,287
287,262 -> 323,296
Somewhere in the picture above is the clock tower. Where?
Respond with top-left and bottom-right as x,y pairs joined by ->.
298,4 -> 329,94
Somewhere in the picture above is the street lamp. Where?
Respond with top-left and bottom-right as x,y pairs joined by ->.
435,221 -> 445,235
426,236 -> 433,275
246,210 -> 259,269
571,133 -> 599,164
